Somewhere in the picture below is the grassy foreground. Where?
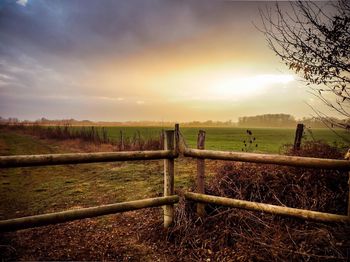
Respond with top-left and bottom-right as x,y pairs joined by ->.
0,128 -> 349,260
0,129 -> 219,260
0,130 -> 218,220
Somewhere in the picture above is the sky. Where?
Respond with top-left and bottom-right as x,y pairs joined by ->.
0,0 -> 340,122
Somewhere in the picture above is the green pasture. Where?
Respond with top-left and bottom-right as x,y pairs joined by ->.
0,131 -> 199,219
93,126 -> 348,153
0,127 -> 348,220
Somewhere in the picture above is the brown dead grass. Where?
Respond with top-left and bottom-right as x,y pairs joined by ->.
1,209 -> 167,261
54,138 -> 117,153
140,141 -> 350,261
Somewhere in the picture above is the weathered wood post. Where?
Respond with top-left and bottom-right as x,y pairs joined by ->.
293,123 -> 304,150
164,130 -> 175,228
345,149 -> 350,216
160,130 -> 164,149
348,172 -> 350,217
197,130 -> 206,217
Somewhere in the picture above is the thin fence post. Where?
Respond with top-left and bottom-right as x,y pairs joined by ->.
120,130 -> 124,151
160,130 -> 164,149
175,123 -> 180,154
164,130 -> 175,228
345,149 -> 350,216
293,123 -> 304,150
197,130 -> 206,217
137,130 -> 142,150
348,172 -> 350,217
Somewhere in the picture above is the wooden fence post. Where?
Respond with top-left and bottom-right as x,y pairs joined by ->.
120,130 -> 124,151
197,130 -> 206,217
345,149 -> 350,216
293,123 -> 304,150
348,171 -> 350,217
174,123 -> 180,154
164,130 -> 175,228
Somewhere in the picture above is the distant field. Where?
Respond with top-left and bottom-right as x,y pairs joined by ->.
84,126 -> 348,153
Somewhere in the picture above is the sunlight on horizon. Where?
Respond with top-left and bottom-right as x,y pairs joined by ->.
210,74 -> 294,99
153,69 -> 295,102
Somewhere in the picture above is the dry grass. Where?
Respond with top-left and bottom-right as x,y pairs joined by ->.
0,123 -> 163,151
140,141 -> 350,261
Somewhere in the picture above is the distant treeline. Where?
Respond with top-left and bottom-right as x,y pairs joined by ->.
238,114 -> 349,128
1,115 -> 349,128
0,117 -> 235,127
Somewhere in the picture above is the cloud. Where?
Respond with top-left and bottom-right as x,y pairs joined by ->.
16,0 -> 27,6
0,0 -> 336,121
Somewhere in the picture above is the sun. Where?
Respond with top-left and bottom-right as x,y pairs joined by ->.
212,74 -> 295,99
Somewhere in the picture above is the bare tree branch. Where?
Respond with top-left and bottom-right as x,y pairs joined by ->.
259,0 -> 350,136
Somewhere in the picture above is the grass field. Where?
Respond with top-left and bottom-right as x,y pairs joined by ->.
0,130 -> 209,219
0,126 -> 348,219
95,126 -> 349,153
0,128 -> 349,260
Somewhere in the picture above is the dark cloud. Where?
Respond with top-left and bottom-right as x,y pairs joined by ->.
0,1 -> 260,79
0,1 -> 241,61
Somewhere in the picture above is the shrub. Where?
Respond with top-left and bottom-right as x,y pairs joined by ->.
158,141 -> 350,261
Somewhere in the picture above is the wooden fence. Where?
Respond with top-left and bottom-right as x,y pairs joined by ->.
1,125 -> 350,233
0,130 -> 178,232
183,128 -> 350,223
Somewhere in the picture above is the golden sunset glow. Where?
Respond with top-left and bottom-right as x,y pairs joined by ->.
0,1 -> 339,121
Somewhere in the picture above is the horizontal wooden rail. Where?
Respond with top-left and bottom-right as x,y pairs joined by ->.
0,195 -> 179,232
184,148 -> 350,170
0,150 -> 177,168
185,192 -> 350,223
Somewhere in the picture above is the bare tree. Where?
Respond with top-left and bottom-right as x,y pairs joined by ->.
260,0 -> 350,131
